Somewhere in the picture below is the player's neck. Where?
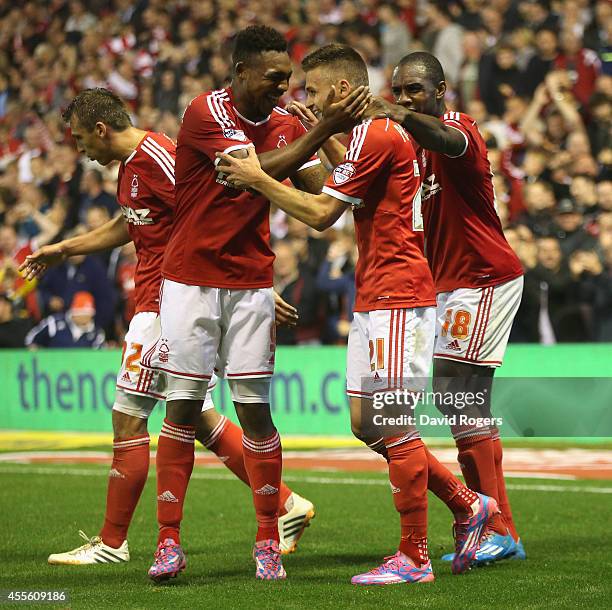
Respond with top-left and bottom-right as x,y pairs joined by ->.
113,127 -> 149,163
231,85 -> 269,123
434,104 -> 446,119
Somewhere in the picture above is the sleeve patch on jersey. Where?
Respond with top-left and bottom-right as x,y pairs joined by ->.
333,162 -> 356,185
222,128 -> 247,142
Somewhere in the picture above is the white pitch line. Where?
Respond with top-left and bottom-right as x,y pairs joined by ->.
1,465 -> 611,494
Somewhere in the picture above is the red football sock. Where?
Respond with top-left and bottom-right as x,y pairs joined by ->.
201,416 -> 293,515
491,428 -> 519,541
242,431 -> 282,542
454,428 -> 506,534
425,446 -> 478,518
156,419 -> 195,545
385,434 -> 429,566
99,434 -> 150,548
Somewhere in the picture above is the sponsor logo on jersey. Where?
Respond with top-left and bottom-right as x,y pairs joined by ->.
121,206 -> 154,225
130,175 -> 139,198
333,162 -> 356,185
158,339 -> 170,363
109,468 -> 126,479
277,134 -> 288,148
390,482 -> 401,494
422,173 -> 442,202
215,172 -> 241,190
223,128 -> 247,141
121,371 -> 131,383
444,339 -> 462,352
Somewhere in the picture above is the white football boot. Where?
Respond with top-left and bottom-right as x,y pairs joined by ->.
48,531 -> 129,565
278,493 -> 315,554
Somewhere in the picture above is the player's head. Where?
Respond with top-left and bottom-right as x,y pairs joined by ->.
62,88 -> 132,165
392,52 -> 446,117
231,25 -> 291,118
302,44 -> 368,117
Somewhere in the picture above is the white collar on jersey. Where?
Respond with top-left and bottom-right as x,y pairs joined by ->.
232,106 -> 272,126
124,149 -> 138,165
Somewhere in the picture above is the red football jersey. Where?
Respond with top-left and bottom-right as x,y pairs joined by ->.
116,132 -> 175,313
163,87 -> 319,288
322,118 -> 436,312
422,111 -> 523,293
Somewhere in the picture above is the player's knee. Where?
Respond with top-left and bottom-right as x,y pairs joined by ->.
234,400 -> 275,439
111,409 -> 148,440
112,389 -> 154,438
351,420 -> 366,442
228,378 -> 270,404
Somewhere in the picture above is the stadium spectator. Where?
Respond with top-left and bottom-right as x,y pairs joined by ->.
521,28 -> 558,97
378,3 -> 413,71
479,43 -> 522,117
552,199 -> 597,256
37,247 -> 116,332
0,291 -> 32,348
426,2 -> 464,86
25,290 -> 105,349
316,230 -> 356,344
527,235 -> 590,342
274,239 -> 321,345
79,169 -> 117,221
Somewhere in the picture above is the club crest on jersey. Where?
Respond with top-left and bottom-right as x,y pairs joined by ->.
158,339 -> 170,363
333,162 -> 356,185
130,175 -> 139,198
121,205 -> 154,225
223,128 -> 247,142
277,134 -> 288,148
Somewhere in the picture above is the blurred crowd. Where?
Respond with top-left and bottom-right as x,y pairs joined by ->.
0,0 -> 611,348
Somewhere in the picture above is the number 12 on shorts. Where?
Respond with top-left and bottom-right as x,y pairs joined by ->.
122,342 -> 143,373
441,309 -> 471,340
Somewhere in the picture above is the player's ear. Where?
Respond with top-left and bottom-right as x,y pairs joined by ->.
234,61 -> 247,81
436,81 -> 446,101
338,79 -> 352,98
95,122 -> 107,138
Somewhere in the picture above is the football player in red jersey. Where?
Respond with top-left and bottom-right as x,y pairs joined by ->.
144,27 -> 369,581
20,88 -> 317,569
218,44 -> 499,585
369,52 -> 526,563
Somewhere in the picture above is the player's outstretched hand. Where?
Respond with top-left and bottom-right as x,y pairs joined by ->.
321,85 -> 371,132
18,244 -> 67,281
285,101 -> 319,129
365,96 -> 406,123
216,146 -> 264,190
274,291 -> 298,327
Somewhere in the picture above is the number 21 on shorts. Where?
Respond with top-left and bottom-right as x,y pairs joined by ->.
369,338 -> 385,372
441,309 -> 471,340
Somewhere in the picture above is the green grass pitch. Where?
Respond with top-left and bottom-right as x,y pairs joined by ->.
1,463 -> 611,609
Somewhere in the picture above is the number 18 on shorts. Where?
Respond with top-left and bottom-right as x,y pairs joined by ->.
434,276 -> 523,367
